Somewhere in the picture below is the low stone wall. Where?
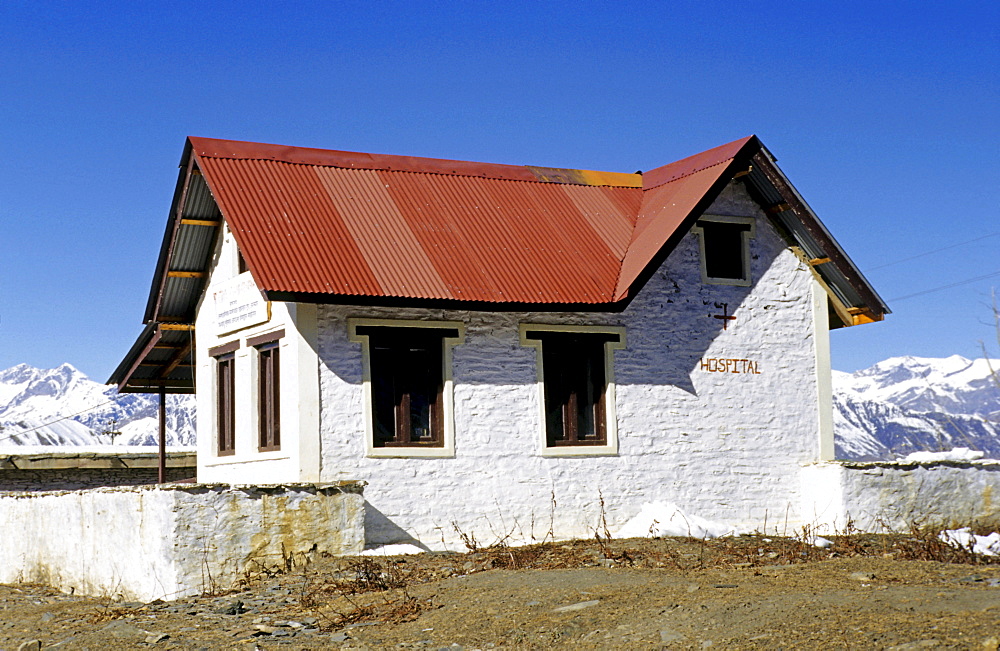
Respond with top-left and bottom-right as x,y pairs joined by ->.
0,482 -> 365,601
0,451 -> 197,491
801,459 -> 1000,533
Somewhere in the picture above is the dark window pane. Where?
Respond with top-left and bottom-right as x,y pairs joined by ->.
701,221 -> 750,280
531,332 -> 611,447
258,345 -> 280,450
217,355 -> 235,455
366,329 -> 446,447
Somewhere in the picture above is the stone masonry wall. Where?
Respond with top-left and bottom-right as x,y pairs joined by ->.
0,452 -> 197,491
0,467 -> 196,492
0,482 -> 365,601
316,181 -> 828,549
802,460 -> 1000,533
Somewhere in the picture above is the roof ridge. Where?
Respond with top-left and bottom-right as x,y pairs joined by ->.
188,136 -> 641,188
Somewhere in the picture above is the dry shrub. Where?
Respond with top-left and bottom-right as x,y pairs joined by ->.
892,524 -> 1000,566
300,556 -> 431,629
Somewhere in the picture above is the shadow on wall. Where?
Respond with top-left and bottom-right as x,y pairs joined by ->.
364,500 -> 431,551
315,190 -> 804,401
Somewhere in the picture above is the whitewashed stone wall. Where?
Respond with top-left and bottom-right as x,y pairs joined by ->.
0,483 -> 364,601
194,225 -> 321,484
317,182 -> 831,549
802,460 -> 1000,533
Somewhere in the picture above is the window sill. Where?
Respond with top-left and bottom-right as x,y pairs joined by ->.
366,446 -> 455,459
539,444 -> 618,457
203,453 -> 291,467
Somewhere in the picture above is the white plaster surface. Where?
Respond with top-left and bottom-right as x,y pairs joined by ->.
802,460 -> 1000,533
194,226 -> 320,484
316,182 -> 830,549
0,483 -> 364,601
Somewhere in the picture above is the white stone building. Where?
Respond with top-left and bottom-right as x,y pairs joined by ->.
111,135 -> 888,550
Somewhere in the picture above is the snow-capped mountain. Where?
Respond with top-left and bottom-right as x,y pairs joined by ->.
0,363 -> 195,447
834,355 -> 1000,460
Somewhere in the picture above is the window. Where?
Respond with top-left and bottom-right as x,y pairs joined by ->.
692,216 -> 755,286
248,330 -> 284,452
209,340 -> 240,456
349,320 -> 464,457
521,325 -> 625,455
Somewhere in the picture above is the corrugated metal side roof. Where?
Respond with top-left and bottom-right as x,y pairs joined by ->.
195,152 -> 637,304
613,138 -> 759,300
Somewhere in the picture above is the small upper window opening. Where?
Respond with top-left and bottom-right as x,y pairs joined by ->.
693,217 -> 755,286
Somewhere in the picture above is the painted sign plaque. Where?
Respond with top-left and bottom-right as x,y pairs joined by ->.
214,273 -> 270,335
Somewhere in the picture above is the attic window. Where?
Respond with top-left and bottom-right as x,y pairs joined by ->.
692,216 -> 756,286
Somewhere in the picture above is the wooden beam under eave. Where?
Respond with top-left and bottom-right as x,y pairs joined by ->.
160,340 -> 194,378
158,323 -> 195,331
790,246 -> 854,327
180,218 -> 220,227
848,307 -> 883,326
809,257 -> 832,266
167,270 -> 205,279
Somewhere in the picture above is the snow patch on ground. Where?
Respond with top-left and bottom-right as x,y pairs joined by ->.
360,544 -> 428,556
614,502 -> 741,540
939,528 -> 1000,557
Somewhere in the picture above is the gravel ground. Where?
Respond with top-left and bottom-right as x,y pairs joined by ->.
2,534 -> 999,650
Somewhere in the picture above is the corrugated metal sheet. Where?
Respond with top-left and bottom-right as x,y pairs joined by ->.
193,142 -> 643,304
144,135 -> 886,317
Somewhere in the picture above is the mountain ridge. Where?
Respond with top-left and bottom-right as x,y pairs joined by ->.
1,357 -> 997,459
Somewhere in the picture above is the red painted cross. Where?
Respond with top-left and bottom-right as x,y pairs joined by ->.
712,303 -> 737,330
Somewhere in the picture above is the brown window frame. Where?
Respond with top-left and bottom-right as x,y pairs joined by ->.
215,352 -> 236,456
355,325 -> 458,449
524,330 -> 620,448
256,342 -> 280,452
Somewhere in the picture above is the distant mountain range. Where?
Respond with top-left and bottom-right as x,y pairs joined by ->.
1,357 -> 997,459
834,355 -> 1000,460
0,364 -> 195,447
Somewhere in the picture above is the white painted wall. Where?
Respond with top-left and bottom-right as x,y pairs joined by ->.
316,181 -> 832,549
194,226 -> 321,483
802,460 -> 1000,533
0,483 -> 364,601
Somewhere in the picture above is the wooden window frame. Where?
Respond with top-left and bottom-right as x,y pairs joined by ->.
348,319 -> 464,458
692,215 -> 756,287
256,342 -> 280,452
214,351 -> 236,456
520,324 -> 625,457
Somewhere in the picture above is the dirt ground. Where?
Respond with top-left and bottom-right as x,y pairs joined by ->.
2,534 -> 1000,650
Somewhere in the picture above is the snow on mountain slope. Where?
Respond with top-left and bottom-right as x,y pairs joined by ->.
0,364 -> 195,447
3,356 -> 997,459
833,355 -> 1000,460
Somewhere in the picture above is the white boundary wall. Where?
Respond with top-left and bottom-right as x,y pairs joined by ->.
802,460 -> 1000,533
0,483 -> 364,601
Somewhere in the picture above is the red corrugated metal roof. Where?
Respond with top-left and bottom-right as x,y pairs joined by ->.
189,135 -> 760,306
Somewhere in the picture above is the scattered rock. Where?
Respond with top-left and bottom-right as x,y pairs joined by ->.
660,629 -> 685,643
552,599 -> 600,613
215,600 -> 247,615
144,632 -> 170,643
886,641 -> 941,650
712,584 -> 739,589
849,572 -> 875,582
17,641 -> 41,651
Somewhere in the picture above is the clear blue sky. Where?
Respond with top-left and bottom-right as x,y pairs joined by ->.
1,1 -> 997,381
